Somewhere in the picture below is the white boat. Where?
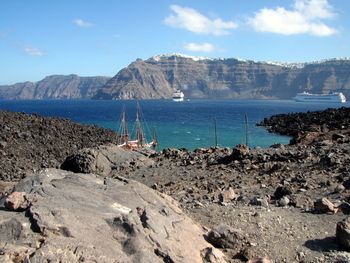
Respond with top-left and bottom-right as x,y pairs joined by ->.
293,91 -> 347,103
172,90 -> 185,102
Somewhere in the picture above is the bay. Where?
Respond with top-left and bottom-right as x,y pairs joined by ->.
0,99 -> 348,150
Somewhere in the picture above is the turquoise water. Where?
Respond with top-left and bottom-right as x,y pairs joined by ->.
0,99 -> 348,150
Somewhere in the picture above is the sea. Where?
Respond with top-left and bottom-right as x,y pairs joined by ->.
0,99 -> 348,150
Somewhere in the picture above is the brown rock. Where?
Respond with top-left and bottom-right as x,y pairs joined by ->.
0,181 -> 16,196
247,258 -> 272,263
231,144 -> 250,160
206,224 -> 246,249
313,197 -> 337,214
289,194 -> 313,209
336,217 -> 350,250
201,247 -> 227,263
4,192 -> 30,211
219,188 -> 237,203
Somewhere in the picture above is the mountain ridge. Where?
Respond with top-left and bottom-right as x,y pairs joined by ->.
149,53 -> 350,68
0,74 -> 111,99
94,54 -> 350,100
1,55 -> 350,100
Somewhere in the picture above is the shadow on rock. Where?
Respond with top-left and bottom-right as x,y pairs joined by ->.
304,237 -> 339,252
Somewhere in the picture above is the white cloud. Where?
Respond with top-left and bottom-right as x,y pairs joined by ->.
73,18 -> 94,28
184,42 -> 215,52
164,5 -> 237,36
248,0 -> 337,36
294,0 -> 334,19
24,46 -> 44,56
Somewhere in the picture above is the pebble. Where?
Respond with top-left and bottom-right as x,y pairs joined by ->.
278,196 -> 290,207
250,197 -> 269,208
335,184 -> 346,193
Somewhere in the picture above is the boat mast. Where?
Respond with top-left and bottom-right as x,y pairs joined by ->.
119,107 -> 129,145
135,102 -> 145,147
244,113 -> 249,147
152,128 -> 158,149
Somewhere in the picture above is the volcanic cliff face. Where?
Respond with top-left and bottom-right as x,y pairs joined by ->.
0,74 -> 110,99
93,55 -> 350,100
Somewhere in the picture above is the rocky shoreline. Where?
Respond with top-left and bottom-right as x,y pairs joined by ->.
1,107 -> 350,262
258,107 -> 350,144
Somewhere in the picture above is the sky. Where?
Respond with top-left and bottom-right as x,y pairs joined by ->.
0,0 -> 349,84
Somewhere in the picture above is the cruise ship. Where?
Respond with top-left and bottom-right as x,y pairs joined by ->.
172,90 -> 185,102
293,91 -> 347,103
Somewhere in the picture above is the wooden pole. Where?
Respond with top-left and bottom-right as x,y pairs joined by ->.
244,113 -> 249,147
214,118 -> 218,147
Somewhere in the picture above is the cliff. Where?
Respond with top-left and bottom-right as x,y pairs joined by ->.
2,55 -> 350,100
0,74 -> 110,99
93,54 -> 350,100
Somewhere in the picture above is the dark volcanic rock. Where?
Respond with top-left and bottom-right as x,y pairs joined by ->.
274,185 -> 293,199
336,217 -> 350,250
0,111 -> 118,181
93,54 -> 350,100
258,107 -> 350,143
231,144 -> 250,161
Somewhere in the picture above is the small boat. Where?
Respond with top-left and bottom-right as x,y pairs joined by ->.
117,103 -> 157,150
172,90 -> 185,102
293,91 -> 346,103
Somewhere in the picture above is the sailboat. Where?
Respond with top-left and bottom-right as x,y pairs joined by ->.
117,103 -> 157,150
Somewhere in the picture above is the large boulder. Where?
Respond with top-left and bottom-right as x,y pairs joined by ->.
61,143 -> 154,176
231,144 -> 250,161
336,217 -> 350,250
0,168 -> 225,262
205,224 -> 247,249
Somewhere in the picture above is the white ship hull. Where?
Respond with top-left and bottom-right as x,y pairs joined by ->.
293,92 -> 346,103
172,90 -> 185,102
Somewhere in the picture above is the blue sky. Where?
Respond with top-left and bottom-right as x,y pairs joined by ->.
1,0 -> 349,84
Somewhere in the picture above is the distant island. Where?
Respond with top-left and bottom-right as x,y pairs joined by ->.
0,75 -> 110,100
1,54 -> 350,100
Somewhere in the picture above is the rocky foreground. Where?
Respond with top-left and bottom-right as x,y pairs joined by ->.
1,168 -> 225,262
1,108 -> 350,262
